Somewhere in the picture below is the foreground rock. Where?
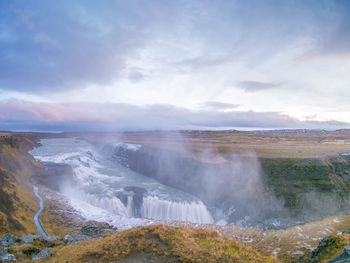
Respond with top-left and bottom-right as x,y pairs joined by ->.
64,220 -> 117,244
43,236 -> 59,242
299,231 -> 350,263
0,234 -> 16,247
0,254 -> 16,262
32,248 -> 53,260
63,234 -> 92,244
80,220 -> 116,238
0,248 -> 7,257
20,235 -> 40,244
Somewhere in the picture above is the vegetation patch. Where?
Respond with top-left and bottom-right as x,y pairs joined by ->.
46,225 -> 279,263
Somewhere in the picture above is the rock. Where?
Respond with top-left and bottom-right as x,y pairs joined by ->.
115,191 -> 128,206
20,235 -> 40,244
0,248 -> 7,257
342,229 -> 350,234
124,186 -> 147,217
0,254 -> 16,262
80,220 -> 116,238
345,245 -> 350,255
0,234 -> 16,247
124,186 -> 147,195
328,252 -> 350,263
63,234 -> 92,244
44,236 -> 59,242
32,248 -> 52,260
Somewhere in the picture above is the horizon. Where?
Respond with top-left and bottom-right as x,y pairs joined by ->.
1,0 -> 350,131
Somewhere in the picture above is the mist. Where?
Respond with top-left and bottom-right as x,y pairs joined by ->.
107,132 -> 290,228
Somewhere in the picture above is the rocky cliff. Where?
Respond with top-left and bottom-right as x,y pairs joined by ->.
113,145 -> 350,227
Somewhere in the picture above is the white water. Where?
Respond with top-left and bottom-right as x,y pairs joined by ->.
30,138 -> 213,228
142,196 -> 213,224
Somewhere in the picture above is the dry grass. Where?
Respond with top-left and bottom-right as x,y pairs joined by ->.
0,134 -> 79,237
193,215 -> 350,262
45,225 -> 279,263
82,130 -> 350,159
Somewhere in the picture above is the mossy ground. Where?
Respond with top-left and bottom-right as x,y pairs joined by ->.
298,232 -> 350,263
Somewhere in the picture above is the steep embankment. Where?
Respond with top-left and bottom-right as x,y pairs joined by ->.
0,134 -> 80,237
0,135 -> 41,236
262,156 -> 350,219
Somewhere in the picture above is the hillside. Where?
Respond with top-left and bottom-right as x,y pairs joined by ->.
1,131 -> 350,262
42,225 -> 279,263
0,134 -> 40,236
0,133 -> 79,237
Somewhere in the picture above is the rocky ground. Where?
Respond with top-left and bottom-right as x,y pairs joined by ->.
0,220 -> 117,262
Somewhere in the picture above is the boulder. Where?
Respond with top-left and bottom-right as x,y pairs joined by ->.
20,235 -> 40,244
0,254 -> 16,262
0,234 -> 16,247
32,248 -> 52,260
0,248 -> 7,257
80,220 -> 116,238
63,234 -> 92,244
44,236 -> 59,242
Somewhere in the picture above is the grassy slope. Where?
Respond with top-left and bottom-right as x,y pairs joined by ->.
0,134 -> 78,237
0,136 -> 40,236
43,225 -> 279,263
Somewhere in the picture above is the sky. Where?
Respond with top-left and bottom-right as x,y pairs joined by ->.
1,0 -> 350,131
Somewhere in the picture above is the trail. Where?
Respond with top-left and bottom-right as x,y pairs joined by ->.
30,176 -> 48,238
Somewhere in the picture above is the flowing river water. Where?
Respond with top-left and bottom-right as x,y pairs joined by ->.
29,176 -> 48,238
29,138 -> 213,229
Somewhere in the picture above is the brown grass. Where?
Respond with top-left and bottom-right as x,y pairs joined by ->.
0,134 -> 80,237
45,225 -> 279,263
82,130 -> 350,159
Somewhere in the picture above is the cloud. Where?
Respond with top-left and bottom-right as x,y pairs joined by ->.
0,0 -> 181,93
174,54 -> 234,73
128,70 -> 146,83
200,101 -> 240,110
0,101 -> 348,131
237,81 -> 282,93
33,33 -> 60,50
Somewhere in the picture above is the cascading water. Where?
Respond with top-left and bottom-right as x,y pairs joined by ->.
142,196 -> 213,224
30,138 -> 214,227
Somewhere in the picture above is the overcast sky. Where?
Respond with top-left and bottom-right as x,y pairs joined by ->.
1,0 -> 350,131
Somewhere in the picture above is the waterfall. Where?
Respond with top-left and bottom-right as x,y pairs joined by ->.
68,191 -> 131,217
141,196 -> 213,224
32,138 -> 215,225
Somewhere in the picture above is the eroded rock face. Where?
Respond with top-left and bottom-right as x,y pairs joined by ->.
115,187 -> 147,218
38,162 -> 76,192
113,146 -> 350,227
124,186 -> 147,218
